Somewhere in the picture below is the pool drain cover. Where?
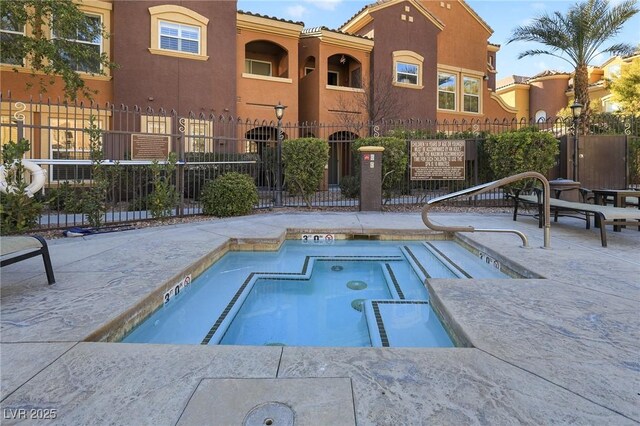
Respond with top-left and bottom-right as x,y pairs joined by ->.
331,265 -> 344,271
347,280 -> 367,290
351,299 -> 365,312
243,402 -> 294,426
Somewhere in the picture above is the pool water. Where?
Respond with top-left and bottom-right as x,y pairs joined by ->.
123,240 -> 509,347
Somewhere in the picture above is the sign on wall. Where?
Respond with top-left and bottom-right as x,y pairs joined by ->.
131,134 -> 170,160
410,139 -> 466,181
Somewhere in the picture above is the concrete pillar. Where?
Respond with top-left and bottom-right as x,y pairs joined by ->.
358,146 -> 384,211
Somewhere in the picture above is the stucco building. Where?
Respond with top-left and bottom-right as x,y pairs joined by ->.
2,0 -> 518,182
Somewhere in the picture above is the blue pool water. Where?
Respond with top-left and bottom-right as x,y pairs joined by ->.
123,240 -> 509,347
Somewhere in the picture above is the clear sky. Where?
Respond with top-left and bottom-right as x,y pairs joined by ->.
237,0 -> 640,80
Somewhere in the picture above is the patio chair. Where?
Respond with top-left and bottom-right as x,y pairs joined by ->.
1,235 -> 56,284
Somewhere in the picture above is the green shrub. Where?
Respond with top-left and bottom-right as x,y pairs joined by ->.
46,181 -> 86,213
339,175 -> 359,198
201,172 -> 257,217
148,153 -> 179,218
352,137 -> 408,196
282,138 -> 329,207
0,138 -> 42,234
83,116 -> 108,227
183,152 -> 260,199
484,127 -> 559,190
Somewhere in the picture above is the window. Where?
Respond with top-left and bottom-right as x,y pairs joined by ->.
159,21 -> 200,55
463,76 -> 480,113
392,51 -> 423,89
0,11 -> 24,65
0,116 -> 19,145
50,117 -> 103,181
141,116 -> 172,134
305,67 -> 315,76
438,73 -> 456,110
148,5 -> 209,61
53,14 -> 102,73
608,64 -> 621,78
396,62 -> 419,85
245,59 -> 272,77
184,119 -> 213,153
328,71 -> 339,86
534,110 -> 547,122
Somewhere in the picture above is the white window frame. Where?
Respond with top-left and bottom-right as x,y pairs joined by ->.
184,119 -> 213,153
438,72 -> 457,111
245,58 -> 272,77
51,13 -> 103,73
395,62 -> 419,86
462,76 -> 480,113
158,20 -> 201,55
305,67 -> 315,76
0,16 -> 25,66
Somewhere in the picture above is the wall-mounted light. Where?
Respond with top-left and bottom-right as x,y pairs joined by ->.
483,75 -> 489,81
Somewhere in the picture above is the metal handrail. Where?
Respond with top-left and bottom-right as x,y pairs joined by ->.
421,172 -> 551,248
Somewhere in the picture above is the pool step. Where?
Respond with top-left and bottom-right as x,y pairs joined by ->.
422,242 -> 507,279
363,300 -> 453,348
400,244 -> 461,280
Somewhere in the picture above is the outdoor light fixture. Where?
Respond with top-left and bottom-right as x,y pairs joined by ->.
570,101 -> 583,182
274,102 -> 286,120
570,101 -> 583,119
274,102 -> 287,207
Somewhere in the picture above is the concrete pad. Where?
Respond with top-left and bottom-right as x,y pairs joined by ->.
0,342 -> 281,425
278,347 -> 632,425
429,278 -> 640,420
177,378 -> 355,425
1,342 -> 76,399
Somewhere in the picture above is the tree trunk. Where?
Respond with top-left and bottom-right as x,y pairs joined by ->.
574,63 -> 590,131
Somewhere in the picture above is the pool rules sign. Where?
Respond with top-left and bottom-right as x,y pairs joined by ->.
410,140 -> 465,181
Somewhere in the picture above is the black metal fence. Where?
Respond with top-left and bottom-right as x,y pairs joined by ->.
1,93 -> 638,230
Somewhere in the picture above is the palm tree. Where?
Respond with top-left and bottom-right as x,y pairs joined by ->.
508,0 -> 638,118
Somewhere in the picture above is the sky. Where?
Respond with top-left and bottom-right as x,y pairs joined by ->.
237,0 -> 640,80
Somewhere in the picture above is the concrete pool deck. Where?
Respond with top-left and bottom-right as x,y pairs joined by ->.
1,211 -> 638,424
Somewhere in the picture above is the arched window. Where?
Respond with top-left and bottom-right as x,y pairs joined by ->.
534,110 -> 547,122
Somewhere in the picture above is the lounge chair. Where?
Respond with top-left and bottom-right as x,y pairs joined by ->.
1,235 -> 55,284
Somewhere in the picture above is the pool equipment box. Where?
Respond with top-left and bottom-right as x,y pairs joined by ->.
410,139 -> 465,180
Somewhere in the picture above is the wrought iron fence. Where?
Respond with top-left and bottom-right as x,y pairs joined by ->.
1,93 -> 638,230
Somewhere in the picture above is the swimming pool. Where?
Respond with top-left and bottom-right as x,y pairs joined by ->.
123,240 -> 509,347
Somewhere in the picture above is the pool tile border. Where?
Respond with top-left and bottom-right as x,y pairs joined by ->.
200,255 -> 404,345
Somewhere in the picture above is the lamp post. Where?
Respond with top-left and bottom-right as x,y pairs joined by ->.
570,101 -> 583,182
274,102 -> 286,207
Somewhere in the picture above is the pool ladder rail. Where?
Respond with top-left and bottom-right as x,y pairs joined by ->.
421,172 -> 551,249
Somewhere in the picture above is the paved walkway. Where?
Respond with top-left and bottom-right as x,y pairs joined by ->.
1,212 -> 639,424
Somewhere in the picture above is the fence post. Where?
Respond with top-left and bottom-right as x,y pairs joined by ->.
176,117 -> 186,216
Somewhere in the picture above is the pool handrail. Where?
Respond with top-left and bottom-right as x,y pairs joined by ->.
421,172 -> 551,248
